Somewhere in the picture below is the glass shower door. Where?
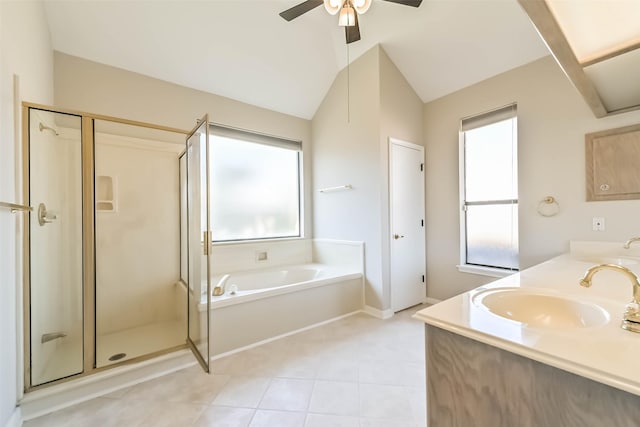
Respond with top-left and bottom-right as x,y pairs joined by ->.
27,108 -> 84,386
186,115 -> 211,372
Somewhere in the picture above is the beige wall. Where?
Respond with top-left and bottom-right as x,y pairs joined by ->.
312,46 -> 382,308
53,52 -> 313,238
312,45 -> 423,311
379,48 -> 425,307
424,56 -> 640,301
0,0 -> 53,424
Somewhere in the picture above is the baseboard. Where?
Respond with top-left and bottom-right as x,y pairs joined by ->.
19,349 -> 195,421
363,305 -> 394,320
4,407 -> 22,427
424,297 -> 442,305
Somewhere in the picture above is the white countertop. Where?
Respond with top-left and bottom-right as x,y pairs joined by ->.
414,241 -> 640,397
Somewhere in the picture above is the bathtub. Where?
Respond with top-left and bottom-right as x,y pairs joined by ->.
202,263 -> 364,355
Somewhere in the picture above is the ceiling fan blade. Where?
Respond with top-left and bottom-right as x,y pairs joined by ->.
279,0 -> 324,21
381,0 -> 423,7
345,13 -> 361,44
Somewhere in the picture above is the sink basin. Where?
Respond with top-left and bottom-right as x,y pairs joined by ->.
472,288 -> 609,328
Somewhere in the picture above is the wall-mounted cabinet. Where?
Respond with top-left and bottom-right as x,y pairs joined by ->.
586,124 -> 640,201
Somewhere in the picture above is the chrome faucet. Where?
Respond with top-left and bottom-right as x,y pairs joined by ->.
580,263 -> 640,333
624,237 -> 640,249
212,274 -> 230,296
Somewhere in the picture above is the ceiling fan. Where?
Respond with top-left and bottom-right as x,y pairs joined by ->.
279,0 -> 423,44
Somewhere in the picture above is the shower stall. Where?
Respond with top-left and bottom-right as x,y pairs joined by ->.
21,104 -> 212,390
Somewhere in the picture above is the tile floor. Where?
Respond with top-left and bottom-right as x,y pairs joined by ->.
24,305 -> 427,427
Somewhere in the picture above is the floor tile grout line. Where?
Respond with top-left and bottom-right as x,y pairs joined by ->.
25,306 -> 429,426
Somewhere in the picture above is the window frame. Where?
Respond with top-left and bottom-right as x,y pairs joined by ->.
458,104 -> 519,277
208,123 -> 303,244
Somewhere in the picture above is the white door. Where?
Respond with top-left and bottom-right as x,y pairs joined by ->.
390,138 -> 426,312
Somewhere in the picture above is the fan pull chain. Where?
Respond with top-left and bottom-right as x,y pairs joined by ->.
347,42 -> 350,123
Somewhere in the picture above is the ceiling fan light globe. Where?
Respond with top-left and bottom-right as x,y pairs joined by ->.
353,0 -> 371,14
338,6 -> 356,26
323,0 -> 341,15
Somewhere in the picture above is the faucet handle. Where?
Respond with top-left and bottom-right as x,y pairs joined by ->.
624,301 -> 640,322
624,237 -> 640,249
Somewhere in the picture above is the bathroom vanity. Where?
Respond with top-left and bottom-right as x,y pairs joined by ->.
414,242 -> 640,426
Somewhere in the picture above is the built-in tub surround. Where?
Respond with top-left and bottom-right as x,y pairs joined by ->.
208,238 -> 313,276
209,264 -> 358,307
200,239 -> 365,356
415,240 -> 640,397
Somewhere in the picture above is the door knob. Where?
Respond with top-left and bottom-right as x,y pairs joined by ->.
394,234 -> 405,240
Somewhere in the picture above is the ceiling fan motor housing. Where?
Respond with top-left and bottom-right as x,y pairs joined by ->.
280,0 -> 422,44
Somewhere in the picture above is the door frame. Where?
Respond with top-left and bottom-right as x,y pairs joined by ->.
185,115 -> 212,373
21,102 -> 190,391
388,137 -> 426,312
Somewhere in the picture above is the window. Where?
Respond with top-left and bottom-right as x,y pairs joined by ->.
209,124 -> 302,242
459,104 -> 518,275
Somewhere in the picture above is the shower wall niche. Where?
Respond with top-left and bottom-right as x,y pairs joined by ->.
95,175 -> 116,212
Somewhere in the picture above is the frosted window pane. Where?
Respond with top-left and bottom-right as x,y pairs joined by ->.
466,204 -> 519,270
464,118 -> 517,201
211,136 -> 300,241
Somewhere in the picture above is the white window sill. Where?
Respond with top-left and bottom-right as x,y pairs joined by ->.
457,264 -> 518,278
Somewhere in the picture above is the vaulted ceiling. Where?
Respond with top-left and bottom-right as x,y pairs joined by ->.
43,0 -> 550,119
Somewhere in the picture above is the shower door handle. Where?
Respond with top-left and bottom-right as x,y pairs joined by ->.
0,201 -> 33,213
203,231 -> 212,255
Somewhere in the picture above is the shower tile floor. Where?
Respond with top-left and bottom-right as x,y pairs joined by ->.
24,304 -> 427,427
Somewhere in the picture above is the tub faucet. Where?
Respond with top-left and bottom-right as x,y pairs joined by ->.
624,237 -> 640,249
580,263 -> 640,333
212,274 -> 230,296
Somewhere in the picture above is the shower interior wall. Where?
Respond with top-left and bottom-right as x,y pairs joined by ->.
94,131 -> 184,337
28,110 -> 83,386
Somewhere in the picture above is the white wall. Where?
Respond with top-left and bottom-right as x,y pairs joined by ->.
312,45 -> 423,311
0,1 -> 53,425
424,56 -> 640,301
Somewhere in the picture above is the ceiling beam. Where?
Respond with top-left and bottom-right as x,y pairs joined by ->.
581,42 -> 640,67
517,0 -> 608,118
